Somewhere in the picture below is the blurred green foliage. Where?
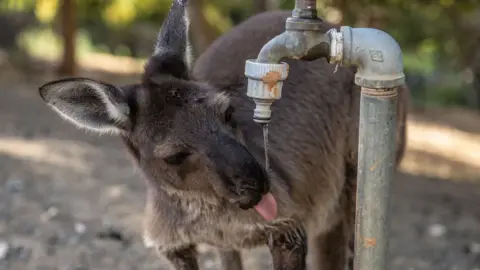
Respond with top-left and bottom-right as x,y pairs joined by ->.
0,0 -> 479,108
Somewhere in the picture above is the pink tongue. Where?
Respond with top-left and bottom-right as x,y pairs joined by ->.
253,192 -> 278,221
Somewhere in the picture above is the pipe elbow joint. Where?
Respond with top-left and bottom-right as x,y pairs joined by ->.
329,26 -> 405,89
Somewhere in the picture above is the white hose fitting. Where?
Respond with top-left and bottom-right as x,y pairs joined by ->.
244,60 -> 289,123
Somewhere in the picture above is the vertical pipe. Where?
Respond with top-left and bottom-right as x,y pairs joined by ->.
295,0 -> 316,9
355,87 -> 397,270
293,0 -> 317,18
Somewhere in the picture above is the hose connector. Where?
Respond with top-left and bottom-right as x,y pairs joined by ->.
244,60 -> 289,123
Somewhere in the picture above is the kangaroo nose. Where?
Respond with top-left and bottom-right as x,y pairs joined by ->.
208,134 -> 271,210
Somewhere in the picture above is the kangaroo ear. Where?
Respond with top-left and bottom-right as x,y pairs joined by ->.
145,0 -> 192,81
39,77 -> 131,135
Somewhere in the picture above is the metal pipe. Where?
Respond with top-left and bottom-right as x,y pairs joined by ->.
328,26 -> 405,88
295,0 -> 317,9
255,30 -> 330,64
294,0 -> 318,18
255,0 -> 328,64
328,27 -> 405,270
355,87 -> 397,270
247,1 -> 329,123
247,26 -> 330,123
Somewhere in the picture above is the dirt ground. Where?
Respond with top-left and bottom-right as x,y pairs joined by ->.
0,58 -> 479,270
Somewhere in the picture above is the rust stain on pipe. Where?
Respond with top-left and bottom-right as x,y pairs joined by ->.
364,237 -> 377,248
370,154 -> 387,171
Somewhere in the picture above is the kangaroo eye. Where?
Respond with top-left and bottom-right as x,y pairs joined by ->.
164,151 -> 191,165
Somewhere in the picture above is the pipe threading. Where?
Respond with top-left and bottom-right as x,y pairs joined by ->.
361,87 -> 398,97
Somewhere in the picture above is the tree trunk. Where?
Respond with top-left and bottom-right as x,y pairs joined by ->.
473,71 -> 480,109
58,0 -> 77,76
187,0 -> 218,58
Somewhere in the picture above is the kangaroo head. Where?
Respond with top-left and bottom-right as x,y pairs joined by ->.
38,0 -> 277,220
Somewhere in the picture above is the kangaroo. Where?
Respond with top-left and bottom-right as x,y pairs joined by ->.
38,1 -> 409,270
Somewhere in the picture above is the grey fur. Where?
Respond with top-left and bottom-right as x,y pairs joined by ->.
37,3 -> 409,270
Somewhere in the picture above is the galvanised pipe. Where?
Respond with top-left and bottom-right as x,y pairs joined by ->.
329,26 -> 405,88
254,30 -> 330,64
255,0 -> 329,65
328,27 -> 405,270
247,0 -> 330,123
295,0 -> 317,9
355,87 -> 397,270
294,0 -> 318,18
